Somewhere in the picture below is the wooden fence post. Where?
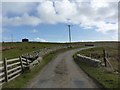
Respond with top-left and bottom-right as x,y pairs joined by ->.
26,58 -> 30,70
103,49 -> 107,67
26,58 -> 29,65
3,58 -> 8,82
19,56 -> 24,73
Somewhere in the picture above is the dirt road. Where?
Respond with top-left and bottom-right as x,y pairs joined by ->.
26,47 -> 99,88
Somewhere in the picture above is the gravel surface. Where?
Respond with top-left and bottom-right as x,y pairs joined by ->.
25,47 -> 99,88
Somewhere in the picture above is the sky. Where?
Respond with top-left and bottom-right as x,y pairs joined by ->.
1,0 -> 119,42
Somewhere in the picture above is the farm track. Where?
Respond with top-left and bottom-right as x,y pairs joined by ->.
25,47 -> 100,88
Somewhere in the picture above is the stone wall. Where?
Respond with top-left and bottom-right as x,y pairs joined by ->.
75,54 -> 101,67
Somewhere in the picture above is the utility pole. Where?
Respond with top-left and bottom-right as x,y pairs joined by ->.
68,25 -> 72,43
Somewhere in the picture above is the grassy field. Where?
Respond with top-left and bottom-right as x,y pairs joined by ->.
2,41 -> 118,60
73,44 -> 119,88
2,42 -> 70,60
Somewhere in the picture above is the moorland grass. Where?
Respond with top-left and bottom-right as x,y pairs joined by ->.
2,42 -> 66,59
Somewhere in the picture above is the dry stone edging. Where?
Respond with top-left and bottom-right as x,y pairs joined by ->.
75,54 -> 101,67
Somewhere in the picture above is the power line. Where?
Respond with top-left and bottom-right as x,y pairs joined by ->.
52,1 -> 58,14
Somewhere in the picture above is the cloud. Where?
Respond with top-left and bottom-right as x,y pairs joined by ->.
2,0 -> 45,2
3,13 -> 41,26
33,37 -> 47,42
2,0 -> 118,33
36,0 -> 119,33
2,0 -> 119,2
37,0 -> 58,24
95,21 -> 118,33
2,2 -> 37,15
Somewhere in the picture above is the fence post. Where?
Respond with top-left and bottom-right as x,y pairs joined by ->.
3,58 -> 8,82
103,49 -> 107,67
19,56 -> 24,73
26,58 -> 29,65
26,58 -> 30,70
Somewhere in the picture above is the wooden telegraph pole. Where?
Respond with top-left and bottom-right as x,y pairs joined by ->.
103,49 -> 107,67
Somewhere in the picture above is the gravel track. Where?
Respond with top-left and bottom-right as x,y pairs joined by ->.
25,47 -> 99,88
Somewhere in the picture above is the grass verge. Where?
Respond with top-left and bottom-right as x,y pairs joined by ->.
2,46 -> 81,89
73,54 -> 120,89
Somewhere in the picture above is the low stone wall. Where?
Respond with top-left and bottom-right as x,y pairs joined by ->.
29,57 -> 42,69
75,54 -> 101,67
23,46 -> 69,70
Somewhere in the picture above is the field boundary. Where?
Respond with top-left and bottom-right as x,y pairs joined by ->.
0,45 -> 81,86
0,58 -> 23,85
75,54 -> 101,67
73,47 -> 119,88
